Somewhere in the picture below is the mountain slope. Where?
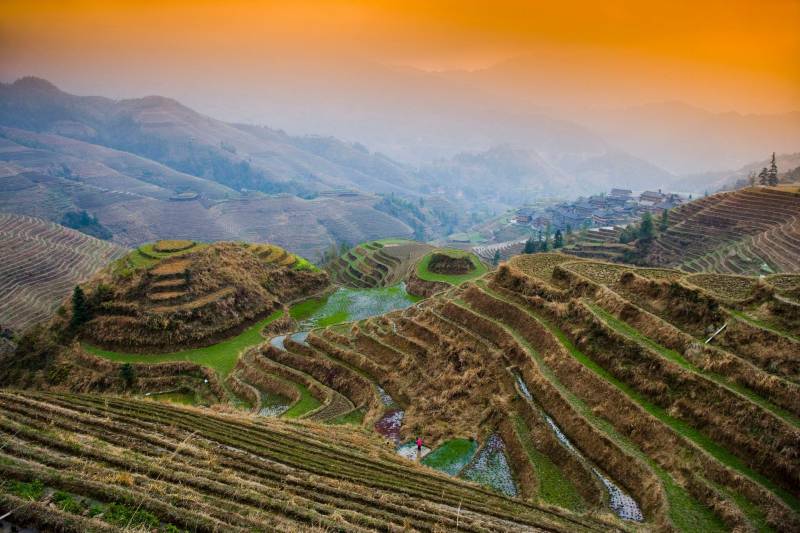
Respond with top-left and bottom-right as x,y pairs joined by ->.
0,79 -> 422,258
0,213 -> 126,333
423,145 -> 673,204
0,77 -> 426,196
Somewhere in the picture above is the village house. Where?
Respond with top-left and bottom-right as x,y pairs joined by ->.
639,190 -> 666,204
510,187 -> 684,234
608,189 -> 633,206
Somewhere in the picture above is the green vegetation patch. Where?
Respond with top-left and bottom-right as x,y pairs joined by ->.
148,389 -> 198,405
422,438 -> 478,476
292,256 -> 319,271
8,479 -> 44,500
511,415 -> 584,511
329,408 -> 366,425
416,249 -> 487,285
282,382 -> 322,418
84,310 -> 283,378
112,241 -> 207,276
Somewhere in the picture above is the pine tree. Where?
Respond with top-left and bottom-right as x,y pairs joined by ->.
553,229 -> 564,248
748,171 -> 756,188
492,250 -> 501,266
523,238 -> 537,254
619,224 -> 637,244
659,209 -> 669,231
759,167 -> 769,186
767,153 -> 779,186
565,224 -> 572,236
69,286 -> 89,330
638,212 -> 655,241
120,363 -> 136,388
541,236 -> 550,252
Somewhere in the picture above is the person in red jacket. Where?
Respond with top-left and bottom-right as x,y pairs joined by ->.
416,436 -> 423,454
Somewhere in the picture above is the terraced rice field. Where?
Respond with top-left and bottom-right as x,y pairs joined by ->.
645,187 -> 800,275
84,310 -> 284,378
0,391 -> 615,532
563,227 -> 634,261
0,213 -> 125,333
329,239 -> 433,288
422,438 -> 479,476
294,285 -> 419,330
226,283 -> 422,425
5,239 -> 799,530
225,250 -> 800,531
461,434 -> 518,497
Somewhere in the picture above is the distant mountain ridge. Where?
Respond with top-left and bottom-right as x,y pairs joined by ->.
0,76 -> 425,197
578,101 -> 800,175
423,144 -> 674,204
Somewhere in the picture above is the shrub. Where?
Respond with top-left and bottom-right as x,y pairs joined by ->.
105,503 -> 160,528
9,479 -> 44,500
120,363 -> 136,388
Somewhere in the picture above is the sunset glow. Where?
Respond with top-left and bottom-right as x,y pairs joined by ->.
2,0 -> 799,112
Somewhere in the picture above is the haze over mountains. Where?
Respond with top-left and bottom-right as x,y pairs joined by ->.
0,76 -> 798,260
48,54 -> 796,177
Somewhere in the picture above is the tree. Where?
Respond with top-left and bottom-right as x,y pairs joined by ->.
120,363 -> 136,388
412,222 -> 425,241
767,152 -> 779,186
541,236 -> 550,252
565,224 -> 573,236
69,286 -> 89,331
523,238 -> 537,254
638,212 -> 655,241
659,209 -> 669,231
619,224 -> 637,244
748,171 -> 756,188
758,167 -> 769,186
553,229 -> 564,248
492,250 -> 501,266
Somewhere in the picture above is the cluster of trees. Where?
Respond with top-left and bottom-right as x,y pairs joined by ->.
173,147 -> 318,199
320,240 -> 352,265
375,194 -> 428,237
619,210 -> 668,244
61,210 -> 113,240
69,284 -> 136,387
522,228 -> 565,255
748,153 -> 780,187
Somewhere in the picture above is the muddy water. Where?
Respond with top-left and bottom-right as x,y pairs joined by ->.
545,414 -> 643,522
396,440 -> 431,460
258,391 -> 291,417
461,434 -> 517,496
515,371 -> 643,520
269,335 -> 287,350
297,284 -> 418,331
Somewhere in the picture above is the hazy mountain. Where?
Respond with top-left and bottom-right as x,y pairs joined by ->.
0,77 -> 425,197
577,102 -> 800,174
423,144 -> 674,206
0,78 -> 440,258
671,152 -> 800,193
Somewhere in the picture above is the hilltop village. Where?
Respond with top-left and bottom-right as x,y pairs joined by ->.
513,188 -> 686,233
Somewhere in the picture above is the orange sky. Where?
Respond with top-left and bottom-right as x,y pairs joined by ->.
1,0 -> 799,112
